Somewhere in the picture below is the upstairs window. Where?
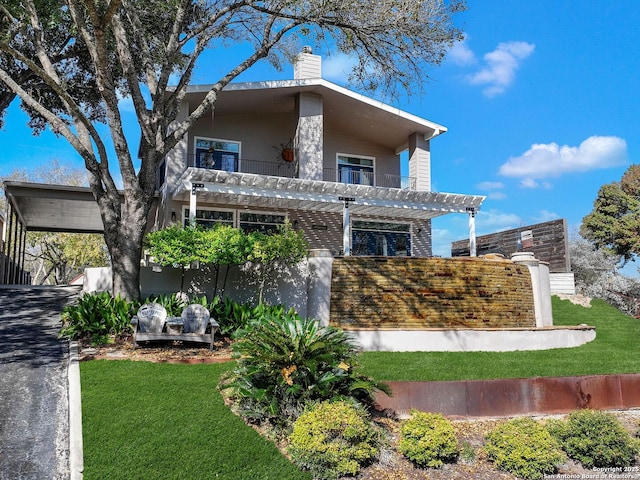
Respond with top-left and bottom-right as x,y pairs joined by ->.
195,137 -> 240,172
337,154 -> 375,186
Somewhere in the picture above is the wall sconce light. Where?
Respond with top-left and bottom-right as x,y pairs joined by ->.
171,211 -> 177,222
293,220 -> 299,229
416,228 -> 422,235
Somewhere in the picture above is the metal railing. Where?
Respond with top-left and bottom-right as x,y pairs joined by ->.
185,155 -> 416,190
323,168 -> 416,190
187,155 -> 297,178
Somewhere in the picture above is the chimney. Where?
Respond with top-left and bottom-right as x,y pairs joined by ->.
294,46 -> 322,80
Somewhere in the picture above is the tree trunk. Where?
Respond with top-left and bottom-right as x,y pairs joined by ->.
102,193 -> 150,301
110,228 -> 144,301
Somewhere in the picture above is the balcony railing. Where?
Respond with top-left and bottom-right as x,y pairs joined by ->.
323,168 -> 416,190
186,155 -> 416,190
187,155 -> 297,178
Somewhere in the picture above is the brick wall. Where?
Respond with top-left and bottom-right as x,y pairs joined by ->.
330,257 -> 535,329
451,219 -> 570,273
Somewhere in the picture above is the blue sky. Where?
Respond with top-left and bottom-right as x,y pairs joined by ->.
1,1 -> 639,270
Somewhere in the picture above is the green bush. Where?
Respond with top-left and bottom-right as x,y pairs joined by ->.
221,313 -> 389,428
59,291 -> 137,345
288,400 -> 380,480
484,417 -> 565,480
144,292 -> 189,317
209,297 -> 294,336
547,409 -> 640,468
398,411 -> 459,468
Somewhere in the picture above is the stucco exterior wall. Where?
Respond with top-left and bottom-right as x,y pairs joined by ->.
187,111 -> 298,166
323,129 -> 400,179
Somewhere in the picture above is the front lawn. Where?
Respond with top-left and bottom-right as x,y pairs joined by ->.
81,296 -> 640,479
359,296 -> 640,381
80,361 -> 311,480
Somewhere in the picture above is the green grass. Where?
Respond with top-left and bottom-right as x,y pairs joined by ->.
81,296 -> 640,478
359,296 -> 640,381
80,361 -> 311,480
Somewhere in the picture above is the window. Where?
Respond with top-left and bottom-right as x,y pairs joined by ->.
352,220 -> 411,256
239,212 -> 286,234
183,208 -> 234,229
337,154 -> 374,186
182,208 -> 286,234
194,137 -> 240,172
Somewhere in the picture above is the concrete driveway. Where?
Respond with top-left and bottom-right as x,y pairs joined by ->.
0,286 -> 81,480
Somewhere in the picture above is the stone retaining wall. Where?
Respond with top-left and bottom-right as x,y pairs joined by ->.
330,256 -> 536,329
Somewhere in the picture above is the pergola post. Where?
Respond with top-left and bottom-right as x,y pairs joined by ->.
339,196 -> 355,256
467,207 -> 477,257
189,182 -> 204,227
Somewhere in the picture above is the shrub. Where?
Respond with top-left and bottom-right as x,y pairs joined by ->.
144,292 -> 189,317
59,291 -> 137,345
484,417 -> 565,480
221,313 -> 389,428
547,409 -> 640,468
288,400 -> 380,480
209,297 -> 294,336
398,411 -> 459,468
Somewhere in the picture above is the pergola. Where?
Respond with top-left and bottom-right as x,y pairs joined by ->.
172,168 -> 485,256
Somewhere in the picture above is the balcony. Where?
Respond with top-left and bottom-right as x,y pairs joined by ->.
186,155 -> 416,190
322,168 -> 416,190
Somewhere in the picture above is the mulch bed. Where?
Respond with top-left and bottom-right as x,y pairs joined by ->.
78,334 -> 234,363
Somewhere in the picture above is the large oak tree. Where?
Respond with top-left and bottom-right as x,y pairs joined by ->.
0,0 -> 466,299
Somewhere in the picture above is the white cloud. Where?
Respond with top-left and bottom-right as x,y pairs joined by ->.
475,180 -> 506,199
534,210 -> 560,223
322,53 -> 358,83
499,136 -> 628,179
519,178 -> 552,189
466,41 -> 535,97
487,191 -> 507,200
477,209 -> 523,233
475,181 -> 505,191
448,38 -> 477,66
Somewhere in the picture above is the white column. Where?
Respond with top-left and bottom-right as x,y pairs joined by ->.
512,252 -> 553,328
296,93 -> 323,181
468,209 -> 477,257
343,201 -> 351,255
188,182 -> 197,226
408,133 -> 431,191
307,249 -> 334,327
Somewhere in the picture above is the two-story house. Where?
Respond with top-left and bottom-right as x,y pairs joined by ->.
1,49 -> 485,286
157,49 -> 484,257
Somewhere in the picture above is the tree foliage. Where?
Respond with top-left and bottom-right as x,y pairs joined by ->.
581,165 -> 640,262
145,222 -> 308,301
0,0 -> 466,299
569,235 -> 640,316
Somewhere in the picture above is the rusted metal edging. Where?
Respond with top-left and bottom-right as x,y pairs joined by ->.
375,374 -> 640,418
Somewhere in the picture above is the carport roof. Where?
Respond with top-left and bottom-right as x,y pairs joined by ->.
5,182 -> 106,233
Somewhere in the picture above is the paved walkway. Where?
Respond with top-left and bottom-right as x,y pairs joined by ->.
0,286 -> 81,480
